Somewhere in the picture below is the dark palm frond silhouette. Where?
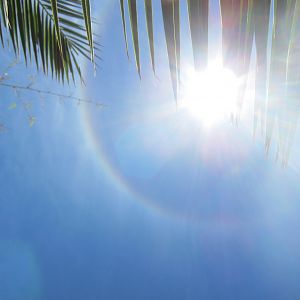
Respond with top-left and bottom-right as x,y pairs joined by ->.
0,0 -> 97,83
120,0 -> 300,165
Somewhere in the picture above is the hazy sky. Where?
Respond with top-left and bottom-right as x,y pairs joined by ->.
1,1 -> 300,299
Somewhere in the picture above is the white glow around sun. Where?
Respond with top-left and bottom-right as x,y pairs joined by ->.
180,60 -> 239,127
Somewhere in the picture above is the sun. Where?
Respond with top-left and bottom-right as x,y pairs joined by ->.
180,60 -> 239,127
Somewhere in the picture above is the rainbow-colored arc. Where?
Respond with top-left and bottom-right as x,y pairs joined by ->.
79,102 -> 170,218
76,1 -> 185,222
77,1 -> 248,227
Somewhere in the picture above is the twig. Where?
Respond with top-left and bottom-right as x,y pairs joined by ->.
0,82 -> 107,108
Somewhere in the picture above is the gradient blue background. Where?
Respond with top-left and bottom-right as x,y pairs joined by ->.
1,1 -> 300,299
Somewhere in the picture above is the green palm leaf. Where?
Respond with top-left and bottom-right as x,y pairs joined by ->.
0,0 -> 97,83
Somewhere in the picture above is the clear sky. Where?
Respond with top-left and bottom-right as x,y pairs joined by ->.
1,1 -> 300,300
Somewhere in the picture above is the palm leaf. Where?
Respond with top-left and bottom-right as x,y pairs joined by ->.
266,0 -> 295,154
161,0 -> 180,102
280,0 -> 300,164
220,0 -> 253,119
119,0 -> 129,58
144,0 -> 155,73
0,0 -> 97,83
81,0 -> 94,63
128,0 -> 141,78
251,0 -> 271,136
118,0 -> 300,163
187,0 -> 209,71
220,0 -> 239,71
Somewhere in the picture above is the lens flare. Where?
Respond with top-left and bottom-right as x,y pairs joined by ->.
180,60 -> 239,127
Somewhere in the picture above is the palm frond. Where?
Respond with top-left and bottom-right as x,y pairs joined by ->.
187,0 -> 208,71
144,0 -> 155,73
119,0 -> 300,164
119,0 -> 129,59
251,0 -> 271,136
128,0 -> 141,78
161,0 -> 180,102
0,0 -> 97,83
120,0 -> 180,101
278,0 -> 300,165
266,0 -> 295,153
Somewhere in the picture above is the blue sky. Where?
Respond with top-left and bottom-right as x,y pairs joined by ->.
1,1 -> 300,299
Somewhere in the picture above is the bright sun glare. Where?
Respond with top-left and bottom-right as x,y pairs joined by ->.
180,60 -> 239,127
